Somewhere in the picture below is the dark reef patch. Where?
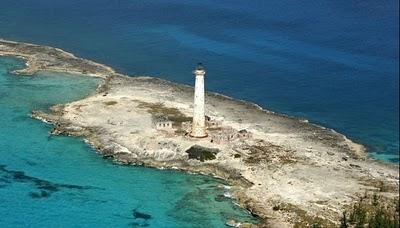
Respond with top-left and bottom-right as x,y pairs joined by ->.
129,208 -> 152,227
186,145 -> 219,162
167,187 -> 215,227
23,159 -> 38,166
0,177 -> 12,184
0,164 -> 102,199
29,190 -> 51,198
214,194 -> 229,202
132,209 -> 152,220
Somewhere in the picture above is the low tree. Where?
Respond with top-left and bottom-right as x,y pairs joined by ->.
341,193 -> 399,228
339,211 -> 348,228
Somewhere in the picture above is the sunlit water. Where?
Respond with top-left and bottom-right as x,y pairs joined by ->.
0,0 -> 398,226
0,57 -> 257,227
0,0 -> 398,162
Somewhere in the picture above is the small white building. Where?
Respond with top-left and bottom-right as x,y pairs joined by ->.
154,116 -> 174,131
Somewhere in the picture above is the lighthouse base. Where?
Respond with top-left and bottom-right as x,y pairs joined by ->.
189,131 -> 208,138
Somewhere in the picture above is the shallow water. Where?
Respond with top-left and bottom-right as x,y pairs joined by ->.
0,57 -> 257,227
0,0 -> 398,162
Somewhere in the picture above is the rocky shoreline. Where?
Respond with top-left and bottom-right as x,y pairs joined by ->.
0,39 -> 115,77
1,39 -> 398,227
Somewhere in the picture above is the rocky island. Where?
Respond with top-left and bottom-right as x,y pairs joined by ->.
1,39 -> 398,227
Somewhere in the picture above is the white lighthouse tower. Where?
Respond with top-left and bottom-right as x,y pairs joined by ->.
190,63 -> 207,138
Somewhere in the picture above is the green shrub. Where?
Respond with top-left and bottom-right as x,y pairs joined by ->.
103,101 -> 118,106
186,145 -> 219,162
341,193 -> 399,228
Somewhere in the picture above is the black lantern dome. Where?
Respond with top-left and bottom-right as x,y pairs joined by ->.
196,63 -> 205,71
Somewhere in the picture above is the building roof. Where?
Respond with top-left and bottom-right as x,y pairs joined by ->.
154,116 -> 171,122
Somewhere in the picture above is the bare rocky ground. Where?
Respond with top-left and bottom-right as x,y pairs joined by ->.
0,39 -> 115,77
1,39 -> 398,227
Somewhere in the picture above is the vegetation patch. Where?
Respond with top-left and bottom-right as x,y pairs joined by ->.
103,101 -> 118,106
273,193 -> 399,227
273,203 -> 336,228
340,193 -> 399,228
136,101 -> 191,126
243,141 -> 295,165
234,154 -> 241,158
361,179 -> 398,193
186,145 -> 219,162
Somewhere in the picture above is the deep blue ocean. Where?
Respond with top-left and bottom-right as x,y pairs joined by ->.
0,0 -> 398,227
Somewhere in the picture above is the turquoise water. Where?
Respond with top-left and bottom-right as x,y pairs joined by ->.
0,57 -> 257,227
0,0 -> 398,162
0,1 -> 398,226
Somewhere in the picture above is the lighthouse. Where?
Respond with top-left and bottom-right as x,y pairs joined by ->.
190,63 -> 207,138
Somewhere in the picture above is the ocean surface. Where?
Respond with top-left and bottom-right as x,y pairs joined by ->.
0,0 -> 398,162
0,0 -> 398,226
0,57 -> 257,227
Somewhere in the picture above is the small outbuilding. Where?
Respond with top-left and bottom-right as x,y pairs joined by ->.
154,116 -> 174,131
